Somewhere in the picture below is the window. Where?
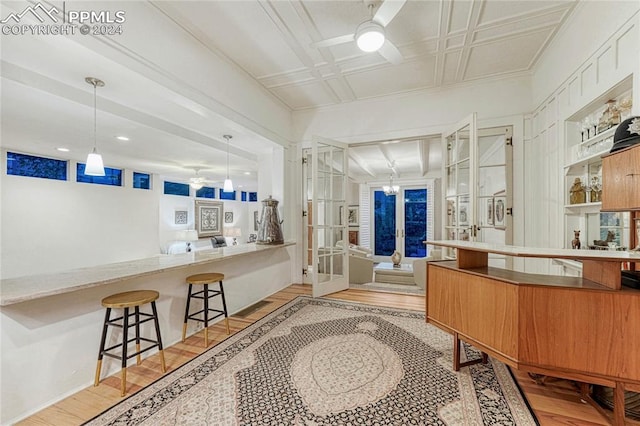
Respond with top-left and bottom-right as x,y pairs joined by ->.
6,151 -> 67,180
241,191 -> 247,202
133,172 -> 150,189
164,181 -> 189,196
249,192 -> 258,202
77,163 -> 122,186
196,186 -> 215,199
220,189 -> 236,200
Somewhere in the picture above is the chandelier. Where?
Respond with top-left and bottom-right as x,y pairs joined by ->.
382,174 -> 399,195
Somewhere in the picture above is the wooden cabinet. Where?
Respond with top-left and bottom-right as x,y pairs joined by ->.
426,240 -> 640,425
602,144 -> 640,211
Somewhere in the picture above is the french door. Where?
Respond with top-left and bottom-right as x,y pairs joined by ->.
303,136 -> 349,297
372,186 -> 428,263
443,114 -> 477,259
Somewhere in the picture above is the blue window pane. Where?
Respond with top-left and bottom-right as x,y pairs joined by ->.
241,191 -> 247,202
220,189 -> 236,200
404,189 -> 427,258
77,163 -> 122,186
196,186 -> 215,198
249,192 -> 258,202
164,181 -> 189,196
6,152 -> 67,180
374,191 -> 396,256
133,172 -> 150,189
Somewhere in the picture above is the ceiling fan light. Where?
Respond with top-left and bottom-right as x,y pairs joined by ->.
85,149 -> 105,176
190,181 -> 204,190
356,21 -> 385,52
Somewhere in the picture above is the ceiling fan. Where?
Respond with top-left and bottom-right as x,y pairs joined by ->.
187,168 -> 218,190
310,0 -> 406,64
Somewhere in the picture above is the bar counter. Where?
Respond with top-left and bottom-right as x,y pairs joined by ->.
0,242 -> 297,424
0,242 -> 295,306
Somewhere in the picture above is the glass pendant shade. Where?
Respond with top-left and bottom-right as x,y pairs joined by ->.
356,21 -> 385,52
85,148 -> 105,176
383,174 -> 399,195
189,181 -> 204,190
223,178 -> 234,192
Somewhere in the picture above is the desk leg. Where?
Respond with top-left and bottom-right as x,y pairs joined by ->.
453,332 -> 489,372
614,382 -> 626,426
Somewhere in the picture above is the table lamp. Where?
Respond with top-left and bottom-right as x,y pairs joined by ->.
178,230 -> 199,252
224,227 -> 241,245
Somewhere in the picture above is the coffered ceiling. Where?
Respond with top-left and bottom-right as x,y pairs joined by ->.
155,0 -> 576,110
0,0 -> 578,187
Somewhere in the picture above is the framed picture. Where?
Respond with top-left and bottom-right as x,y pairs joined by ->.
224,211 -> 234,223
347,205 -> 359,227
458,197 -> 469,226
484,197 -> 494,226
174,210 -> 187,225
493,190 -> 506,228
195,200 -> 223,237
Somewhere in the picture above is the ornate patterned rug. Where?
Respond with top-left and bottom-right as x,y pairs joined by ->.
85,297 -> 537,425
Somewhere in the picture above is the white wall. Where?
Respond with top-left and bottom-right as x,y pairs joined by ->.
292,74 -> 533,144
0,168 -> 160,279
524,5 -> 640,274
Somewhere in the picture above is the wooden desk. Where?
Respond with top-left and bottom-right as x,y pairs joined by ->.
426,241 -> 640,425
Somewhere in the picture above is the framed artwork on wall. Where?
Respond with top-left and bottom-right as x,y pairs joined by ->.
348,205 -> 359,226
195,200 -> 223,237
174,210 -> 188,225
493,190 -> 506,228
225,211 -> 234,223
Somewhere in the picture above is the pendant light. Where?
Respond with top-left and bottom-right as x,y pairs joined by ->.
382,174 -> 399,195
85,77 -> 105,176
223,134 -> 233,192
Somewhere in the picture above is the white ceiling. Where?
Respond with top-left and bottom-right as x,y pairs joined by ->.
0,0 -> 577,187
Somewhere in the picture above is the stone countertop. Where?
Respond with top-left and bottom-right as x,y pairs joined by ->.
0,242 -> 295,306
426,240 -> 640,261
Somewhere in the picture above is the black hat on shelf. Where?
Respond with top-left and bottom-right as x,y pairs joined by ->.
610,116 -> 640,153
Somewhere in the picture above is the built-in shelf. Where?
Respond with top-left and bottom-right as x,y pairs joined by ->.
565,202 -> 602,214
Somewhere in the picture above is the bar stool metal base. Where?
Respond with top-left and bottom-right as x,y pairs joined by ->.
94,290 -> 166,397
182,273 -> 230,347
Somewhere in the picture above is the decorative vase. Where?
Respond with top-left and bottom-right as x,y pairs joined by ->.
391,250 -> 402,267
256,195 -> 284,245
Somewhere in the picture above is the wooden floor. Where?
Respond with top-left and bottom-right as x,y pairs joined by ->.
19,284 -> 612,425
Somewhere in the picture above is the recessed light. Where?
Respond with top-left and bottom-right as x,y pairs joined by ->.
56,147 -> 70,152
116,136 -> 130,141
244,171 -> 251,175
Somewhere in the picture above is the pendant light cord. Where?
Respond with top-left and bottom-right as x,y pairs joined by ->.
226,136 -> 230,179
93,82 -> 97,151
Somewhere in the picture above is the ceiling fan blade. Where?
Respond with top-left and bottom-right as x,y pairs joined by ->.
373,0 -> 407,27
310,33 -> 355,49
378,40 -> 403,65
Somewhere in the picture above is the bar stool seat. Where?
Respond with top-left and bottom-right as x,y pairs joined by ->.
94,290 -> 166,397
182,273 -> 230,347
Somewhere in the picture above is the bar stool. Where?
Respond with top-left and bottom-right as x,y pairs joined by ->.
94,290 -> 166,397
182,272 -> 230,347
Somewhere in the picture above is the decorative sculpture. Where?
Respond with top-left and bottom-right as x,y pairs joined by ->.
571,230 -> 581,249
569,177 -> 586,204
391,250 -> 402,267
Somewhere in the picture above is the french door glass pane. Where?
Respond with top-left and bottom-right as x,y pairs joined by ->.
374,191 -> 396,256
404,189 -> 427,258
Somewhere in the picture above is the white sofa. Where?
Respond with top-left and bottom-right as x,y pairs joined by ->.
412,249 -> 443,290
335,241 -> 374,284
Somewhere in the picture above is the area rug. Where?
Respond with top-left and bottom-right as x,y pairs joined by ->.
84,296 -> 537,425
349,281 -> 426,296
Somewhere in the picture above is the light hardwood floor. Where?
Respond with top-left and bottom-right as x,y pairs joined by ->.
19,284 -> 612,425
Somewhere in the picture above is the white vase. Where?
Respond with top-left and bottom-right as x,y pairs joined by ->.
391,250 -> 402,266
